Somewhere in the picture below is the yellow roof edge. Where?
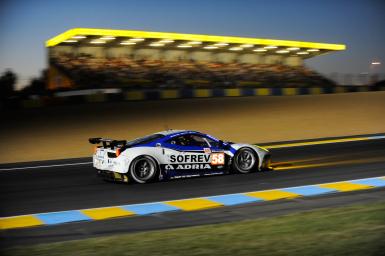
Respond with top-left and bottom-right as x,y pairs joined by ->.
46,28 -> 346,51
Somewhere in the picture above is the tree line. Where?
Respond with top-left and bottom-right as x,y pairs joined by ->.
0,69 -> 47,101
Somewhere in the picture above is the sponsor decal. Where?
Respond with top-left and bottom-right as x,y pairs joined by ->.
96,150 -> 105,158
165,164 -> 211,170
169,154 -> 211,163
168,152 -> 225,165
170,172 -> 224,179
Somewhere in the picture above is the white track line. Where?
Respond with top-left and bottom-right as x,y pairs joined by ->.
0,162 -> 92,171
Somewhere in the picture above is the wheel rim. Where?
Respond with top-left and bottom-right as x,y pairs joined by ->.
132,158 -> 155,181
236,150 -> 255,171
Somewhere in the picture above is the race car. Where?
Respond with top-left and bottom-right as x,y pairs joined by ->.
89,130 -> 271,183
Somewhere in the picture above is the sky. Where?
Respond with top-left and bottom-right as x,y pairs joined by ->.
0,0 -> 384,89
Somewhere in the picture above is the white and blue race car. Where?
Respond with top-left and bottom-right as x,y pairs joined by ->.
89,130 -> 271,183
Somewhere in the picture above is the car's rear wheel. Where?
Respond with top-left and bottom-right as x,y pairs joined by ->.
232,148 -> 258,174
129,156 -> 158,183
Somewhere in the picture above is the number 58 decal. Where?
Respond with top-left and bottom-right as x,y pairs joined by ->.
211,153 -> 225,165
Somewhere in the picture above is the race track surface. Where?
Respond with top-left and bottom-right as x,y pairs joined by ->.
1,137 -> 385,246
1,138 -> 384,217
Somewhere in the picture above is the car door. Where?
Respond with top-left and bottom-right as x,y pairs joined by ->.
162,134 -> 213,178
203,136 -> 227,169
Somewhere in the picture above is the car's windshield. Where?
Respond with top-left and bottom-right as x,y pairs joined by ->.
126,134 -> 164,147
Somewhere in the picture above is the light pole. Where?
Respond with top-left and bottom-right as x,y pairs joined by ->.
369,61 -> 381,85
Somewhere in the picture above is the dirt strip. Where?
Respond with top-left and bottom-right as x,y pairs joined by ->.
1,91 -> 384,164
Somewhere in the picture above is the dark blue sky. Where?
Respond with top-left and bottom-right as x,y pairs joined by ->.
1,0 -> 384,88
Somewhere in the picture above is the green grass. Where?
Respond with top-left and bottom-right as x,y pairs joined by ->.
3,201 -> 385,256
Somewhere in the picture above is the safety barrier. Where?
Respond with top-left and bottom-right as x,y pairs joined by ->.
19,85 -> 385,108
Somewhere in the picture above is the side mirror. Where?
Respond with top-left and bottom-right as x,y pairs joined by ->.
156,143 -> 162,147
219,140 -> 231,150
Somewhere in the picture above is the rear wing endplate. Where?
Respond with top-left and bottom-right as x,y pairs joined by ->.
89,137 -> 126,148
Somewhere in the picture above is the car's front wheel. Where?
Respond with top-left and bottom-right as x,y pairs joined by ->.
232,148 -> 258,174
129,156 -> 158,183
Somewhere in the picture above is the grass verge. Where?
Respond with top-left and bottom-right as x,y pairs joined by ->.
3,201 -> 385,256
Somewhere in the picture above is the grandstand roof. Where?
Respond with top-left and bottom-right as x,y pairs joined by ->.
46,28 -> 346,58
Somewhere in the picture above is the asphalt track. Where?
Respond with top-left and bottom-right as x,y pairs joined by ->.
1,136 -> 385,246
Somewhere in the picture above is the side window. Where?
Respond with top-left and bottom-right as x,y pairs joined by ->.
168,135 -> 190,146
205,137 -> 221,148
167,135 -> 209,147
190,135 -> 209,147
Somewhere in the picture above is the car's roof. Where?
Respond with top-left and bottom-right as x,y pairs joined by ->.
156,130 -> 189,136
144,130 -> 220,143
156,129 -> 209,137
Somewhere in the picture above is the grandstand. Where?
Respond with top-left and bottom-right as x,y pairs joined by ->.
46,28 -> 346,91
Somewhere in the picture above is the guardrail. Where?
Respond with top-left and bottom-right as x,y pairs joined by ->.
15,85 -> 385,108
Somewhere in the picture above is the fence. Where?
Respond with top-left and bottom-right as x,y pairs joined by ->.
18,85 -> 385,109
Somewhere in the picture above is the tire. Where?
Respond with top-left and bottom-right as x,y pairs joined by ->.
129,156 -> 158,183
232,148 -> 259,174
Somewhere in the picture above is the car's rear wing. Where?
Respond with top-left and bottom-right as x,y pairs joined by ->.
89,138 -> 126,148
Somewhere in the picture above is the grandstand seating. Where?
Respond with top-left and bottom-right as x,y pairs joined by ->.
51,54 -> 335,90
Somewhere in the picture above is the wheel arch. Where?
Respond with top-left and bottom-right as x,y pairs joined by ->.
233,146 -> 262,170
122,147 -> 163,172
